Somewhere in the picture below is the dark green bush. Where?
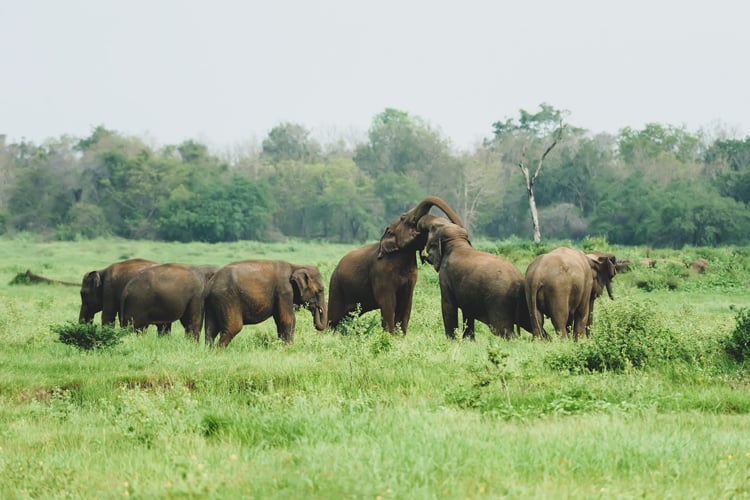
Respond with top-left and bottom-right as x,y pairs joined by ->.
53,322 -> 130,350
725,307 -> 750,362
546,298 -> 698,373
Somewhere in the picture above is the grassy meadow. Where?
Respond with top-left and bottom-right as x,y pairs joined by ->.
1,235 -> 750,498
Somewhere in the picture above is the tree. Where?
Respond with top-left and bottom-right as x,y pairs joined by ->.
354,108 -> 460,220
490,103 -> 569,243
261,122 -> 321,164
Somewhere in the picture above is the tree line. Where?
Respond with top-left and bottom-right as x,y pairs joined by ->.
1,104 -> 749,247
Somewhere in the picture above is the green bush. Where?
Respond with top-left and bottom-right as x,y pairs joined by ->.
546,298 -> 698,372
53,322 -> 130,350
725,307 -> 750,362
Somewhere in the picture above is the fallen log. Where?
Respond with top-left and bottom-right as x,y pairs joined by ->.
9,269 -> 79,287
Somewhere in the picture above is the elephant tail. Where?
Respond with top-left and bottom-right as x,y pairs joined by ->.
527,284 -> 546,340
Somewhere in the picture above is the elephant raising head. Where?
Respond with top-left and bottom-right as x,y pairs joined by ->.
378,196 -> 464,257
79,270 -> 103,323
423,222 -> 470,272
587,252 -> 617,300
290,266 -> 328,331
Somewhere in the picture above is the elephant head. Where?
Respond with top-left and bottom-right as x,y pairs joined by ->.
79,270 -> 103,322
291,266 -> 328,331
423,222 -> 470,272
378,196 -> 463,257
587,252 -> 617,300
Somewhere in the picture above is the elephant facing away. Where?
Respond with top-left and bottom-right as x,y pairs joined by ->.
79,258 -> 159,327
120,263 -> 219,340
327,196 -> 463,334
422,221 -> 532,339
525,247 -> 616,340
204,260 -> 327,347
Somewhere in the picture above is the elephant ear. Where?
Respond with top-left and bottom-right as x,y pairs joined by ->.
83,270 -> 102,289
290,268 -> 310,303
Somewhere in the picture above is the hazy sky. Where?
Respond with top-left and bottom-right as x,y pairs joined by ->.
2,0 -> 749,150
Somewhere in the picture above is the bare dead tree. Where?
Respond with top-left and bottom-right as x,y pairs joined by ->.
517,122 -> 565,243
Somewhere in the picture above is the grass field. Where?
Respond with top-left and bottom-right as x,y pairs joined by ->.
1,235 -> 750,498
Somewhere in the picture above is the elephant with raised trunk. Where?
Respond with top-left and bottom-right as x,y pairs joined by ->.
421,220 -> 532,339
327,196 -> 463,334
79,258 -> 160,327
525,247 -> 616,340
204,260 -> 327,347
120,263 -> 218,340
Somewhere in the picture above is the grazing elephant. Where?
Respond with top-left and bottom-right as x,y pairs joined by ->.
120,263 -> 218,340
327,196 -> 463,334
204,260 -> 327,347
79,258 -> 160,327
422,221 -> 532,339
525,247 -> 616,341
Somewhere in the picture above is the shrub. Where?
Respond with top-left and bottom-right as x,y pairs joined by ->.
546,298 -> 698,372
53,322 -> 130,350
335,305 -> 382,336
725,307 -> 750,362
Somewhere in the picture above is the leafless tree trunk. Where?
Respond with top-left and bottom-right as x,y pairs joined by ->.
517,123 -> 565,243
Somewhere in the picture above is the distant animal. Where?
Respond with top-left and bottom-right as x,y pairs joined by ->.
204,260 -> 327,347
120,263 -> 218,340
525,247 -> 617,340
421,220 -> 532,339
327,196 -> 463,334
79,258 -> 161,329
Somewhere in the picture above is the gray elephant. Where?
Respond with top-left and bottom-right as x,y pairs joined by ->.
422,220 -> 532,339
79,258 -> 160,327
525,247 -> 616,340
327,196 -> 463,334
119,263 -> 218,340
204,260 -> 327,347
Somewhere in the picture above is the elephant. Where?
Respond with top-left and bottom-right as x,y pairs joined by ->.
79,258 -> 161,328
327,196 -> 463,334
421,221 -> 532,339
204,260 -> 327,347
119,263 -> 219,340
525,247 -> 616,341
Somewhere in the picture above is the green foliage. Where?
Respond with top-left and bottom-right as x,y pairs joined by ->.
53,322 -> 130,350
546,299 -> 700,372
725,307 -> 750,362
618,123 -> 700,163
261,122 -> 321,163
334,305 -> 382,336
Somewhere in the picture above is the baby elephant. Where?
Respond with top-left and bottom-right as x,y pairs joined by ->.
120,263 -> 218,340
421,220 -> 531,339
204,260 -> 328,347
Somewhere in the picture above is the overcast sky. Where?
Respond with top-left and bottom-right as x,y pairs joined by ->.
2,0 -> 749,151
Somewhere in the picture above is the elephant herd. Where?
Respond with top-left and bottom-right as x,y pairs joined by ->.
77,197 -> 617,346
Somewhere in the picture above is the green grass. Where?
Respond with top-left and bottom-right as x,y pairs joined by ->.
2,236 -> 750,497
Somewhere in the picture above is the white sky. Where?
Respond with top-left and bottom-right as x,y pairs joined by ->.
2,0 -> 749,151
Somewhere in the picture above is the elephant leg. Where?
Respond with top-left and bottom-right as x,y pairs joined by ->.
274,304 -> 296,343
101,300 -> 117,326
157,323 -> 171,336
379,294 -> 398,333
394,285 -> 415,334
572,307 -> 589,342
441,300 -> 459,339
462,316 -> 476,341
215,310 -> 244,347
181,301 -> 203,342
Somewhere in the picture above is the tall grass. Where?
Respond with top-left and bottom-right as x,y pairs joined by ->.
2,236 -> 750,497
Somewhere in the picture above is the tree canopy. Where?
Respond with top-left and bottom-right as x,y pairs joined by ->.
1,107 -> 749,247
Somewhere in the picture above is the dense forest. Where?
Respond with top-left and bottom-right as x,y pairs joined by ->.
2,104 -> 749,247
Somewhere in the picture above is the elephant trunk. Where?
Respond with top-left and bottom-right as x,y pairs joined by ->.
312,302 -> 328,331
79,306 -> 93,323
411,196 -> 464,228
606,282 -> 614,300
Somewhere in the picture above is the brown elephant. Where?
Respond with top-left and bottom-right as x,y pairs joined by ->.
327,196 -> 463,334
422,221 -> 532,339
204,260 -> 327,347
79,258 -> 160,327
120,263 -> 219,340
525,247 -> 616,341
